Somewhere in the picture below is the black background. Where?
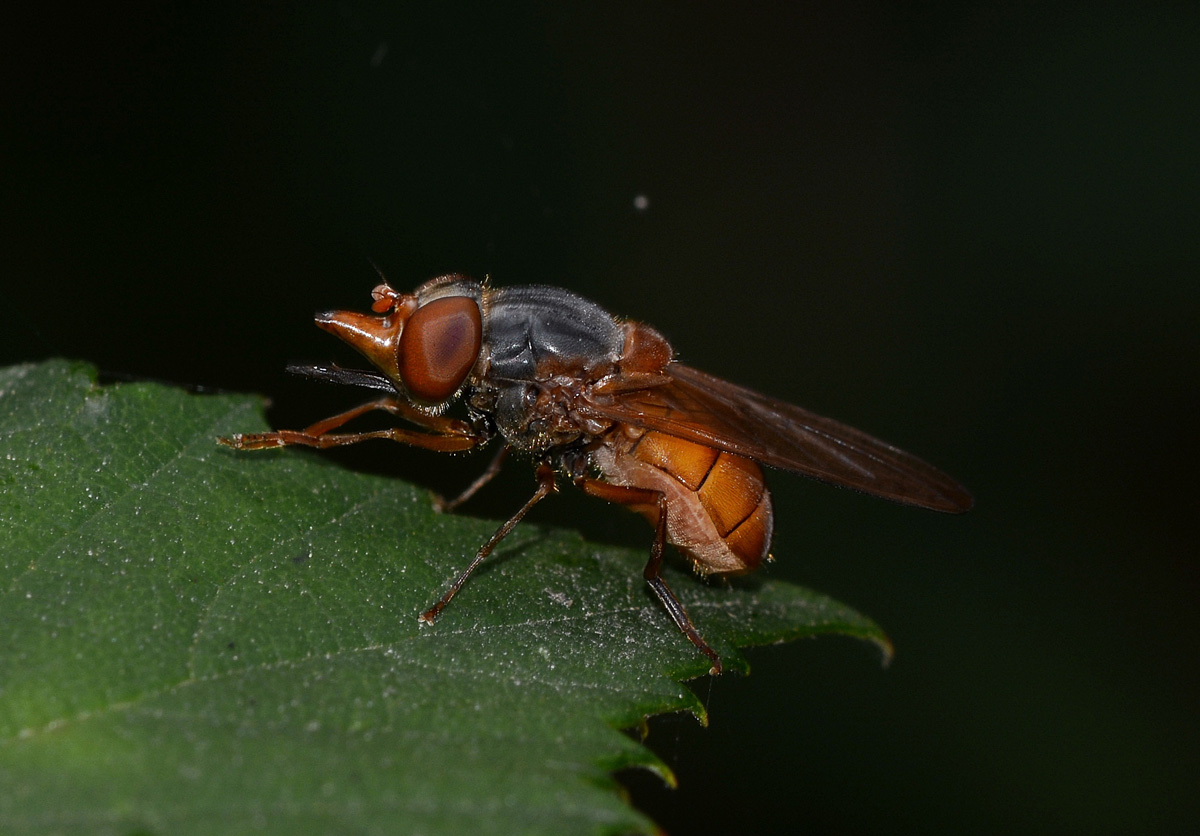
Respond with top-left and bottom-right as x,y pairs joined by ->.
4,4 -> 1197,834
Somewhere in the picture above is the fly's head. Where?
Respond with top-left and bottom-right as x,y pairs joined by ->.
316,275 -> 485,411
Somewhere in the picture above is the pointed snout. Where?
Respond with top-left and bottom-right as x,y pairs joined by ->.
314,308 -> 403,382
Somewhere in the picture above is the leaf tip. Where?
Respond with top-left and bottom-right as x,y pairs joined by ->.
876,634 -> 896,668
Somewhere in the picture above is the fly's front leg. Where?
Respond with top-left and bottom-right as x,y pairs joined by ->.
420,463 -> 558,625
219,397 -> 484,453
575,477 -> 723,676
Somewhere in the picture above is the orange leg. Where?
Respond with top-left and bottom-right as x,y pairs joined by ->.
576,477 -> 723,675
218,397 -> 484,454
419,464 -> 559,625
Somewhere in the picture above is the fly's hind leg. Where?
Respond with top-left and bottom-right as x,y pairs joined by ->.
575,477 -> 723,676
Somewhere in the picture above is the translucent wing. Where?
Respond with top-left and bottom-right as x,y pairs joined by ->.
586,363 -> 973,513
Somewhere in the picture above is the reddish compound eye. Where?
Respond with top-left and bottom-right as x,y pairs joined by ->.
398,296 -> 482,404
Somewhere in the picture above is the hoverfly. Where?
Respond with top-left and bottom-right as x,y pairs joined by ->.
220,275 -> 972,674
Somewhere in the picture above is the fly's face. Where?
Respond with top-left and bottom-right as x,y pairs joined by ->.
317,275 -> 485,411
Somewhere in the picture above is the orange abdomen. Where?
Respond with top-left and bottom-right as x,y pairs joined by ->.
594,427 -> 774,575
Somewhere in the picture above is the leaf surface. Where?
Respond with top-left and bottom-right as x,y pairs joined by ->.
0,360 -> 888,835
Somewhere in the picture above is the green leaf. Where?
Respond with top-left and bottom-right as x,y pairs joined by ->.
0,359 -> 889,836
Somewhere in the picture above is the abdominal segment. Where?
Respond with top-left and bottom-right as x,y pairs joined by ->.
592,427 -> 774,575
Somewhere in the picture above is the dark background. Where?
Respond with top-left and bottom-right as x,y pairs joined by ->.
4,4 -> 1196,834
